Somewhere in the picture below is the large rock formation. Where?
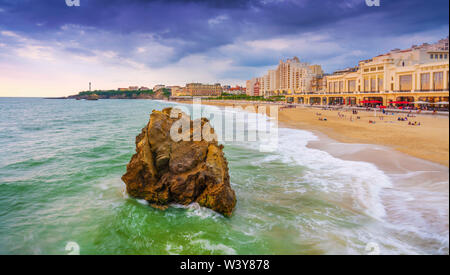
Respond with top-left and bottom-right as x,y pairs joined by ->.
122,108 -> 236,216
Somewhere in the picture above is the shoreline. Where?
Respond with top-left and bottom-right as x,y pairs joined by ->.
173,99 -> 449,167
171,99 -> 449,251
306,128 -> 449,253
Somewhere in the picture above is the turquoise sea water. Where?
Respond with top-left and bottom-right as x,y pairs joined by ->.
0,98 -> 448,255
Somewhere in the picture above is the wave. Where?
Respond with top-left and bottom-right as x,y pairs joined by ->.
202,104 -> 392,220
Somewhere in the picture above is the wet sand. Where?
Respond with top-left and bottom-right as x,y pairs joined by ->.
278,106 -> 449,167
307,131 -> 449,254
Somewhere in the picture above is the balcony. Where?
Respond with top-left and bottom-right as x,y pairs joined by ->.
360,91 -> 381,94
393,89 -> 449,93
415,89 -> 449,92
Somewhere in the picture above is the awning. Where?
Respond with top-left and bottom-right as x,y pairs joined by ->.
390,101 -> 411,104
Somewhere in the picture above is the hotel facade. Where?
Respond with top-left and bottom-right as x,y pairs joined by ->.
287,37 -> 449,107
182,83 -> 223,97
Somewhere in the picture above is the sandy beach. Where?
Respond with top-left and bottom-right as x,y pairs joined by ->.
176,100 -> 449,167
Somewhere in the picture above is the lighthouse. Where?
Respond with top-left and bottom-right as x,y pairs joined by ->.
89,82 -> 91,92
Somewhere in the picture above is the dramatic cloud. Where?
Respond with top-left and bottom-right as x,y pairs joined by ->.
0,0 -> 448,96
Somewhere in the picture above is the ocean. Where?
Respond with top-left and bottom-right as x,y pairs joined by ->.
0,97 -> 448,255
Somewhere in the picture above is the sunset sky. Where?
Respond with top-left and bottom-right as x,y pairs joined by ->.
0,0 -> 448,97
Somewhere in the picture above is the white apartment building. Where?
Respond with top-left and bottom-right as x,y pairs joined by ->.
246,78 -> 257,96
246,57 -> 323,97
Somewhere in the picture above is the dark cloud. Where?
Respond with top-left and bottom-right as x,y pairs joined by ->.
0,0 -> 448,73
1,0 -> 446,39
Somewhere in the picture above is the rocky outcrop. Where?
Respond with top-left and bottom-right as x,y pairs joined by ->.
86,94 -> 99,100
122,108 -> 236,217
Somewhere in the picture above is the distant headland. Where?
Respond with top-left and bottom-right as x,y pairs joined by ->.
65,88 -> 171,100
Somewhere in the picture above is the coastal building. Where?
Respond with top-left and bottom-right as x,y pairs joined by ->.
253,80 -> 260,97
224,85 -> 246,95
246,78 -> 257,96
138,87 -> 150,91
182,83 -> 223,96
287,37 -> 449,107
311,75 -> 327,93
129,86 -> 139,91
260,74 -> 270,97
170,86 -> 185,96
222,85 -> 232,93
247,78 -> 264,96
272,57 -> 324,95
246,57 -> 323,97
153,85 -> 165,92
231,85 -> 246,95
267,69 -> 278,96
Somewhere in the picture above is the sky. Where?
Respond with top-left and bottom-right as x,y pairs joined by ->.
0,0 -> 448,97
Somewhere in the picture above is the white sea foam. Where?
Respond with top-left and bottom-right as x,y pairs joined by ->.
136,199 -> 149,205
211,105 -> 392,220
190,239 -> 237,255
165,243 -> 184,255
279,128 -> 392,219
171,202 -> 223,220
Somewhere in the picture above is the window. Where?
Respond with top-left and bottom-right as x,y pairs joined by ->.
420,73 -> 430,90
440,54 -> 443,59
430,54 -> 434,59
364,79 -> 370,92
339,81 -> 344,92
445,54 -> 448,59
348,80 -> 356,92
371,78 -> 376,91
399,75 -> 412,91
378,78 -> 383,91
433,72 -> 444,90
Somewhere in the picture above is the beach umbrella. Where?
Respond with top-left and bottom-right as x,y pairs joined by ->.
369,100 -> 382,103
413,101 -> 430,104
377,105 -> 387,108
